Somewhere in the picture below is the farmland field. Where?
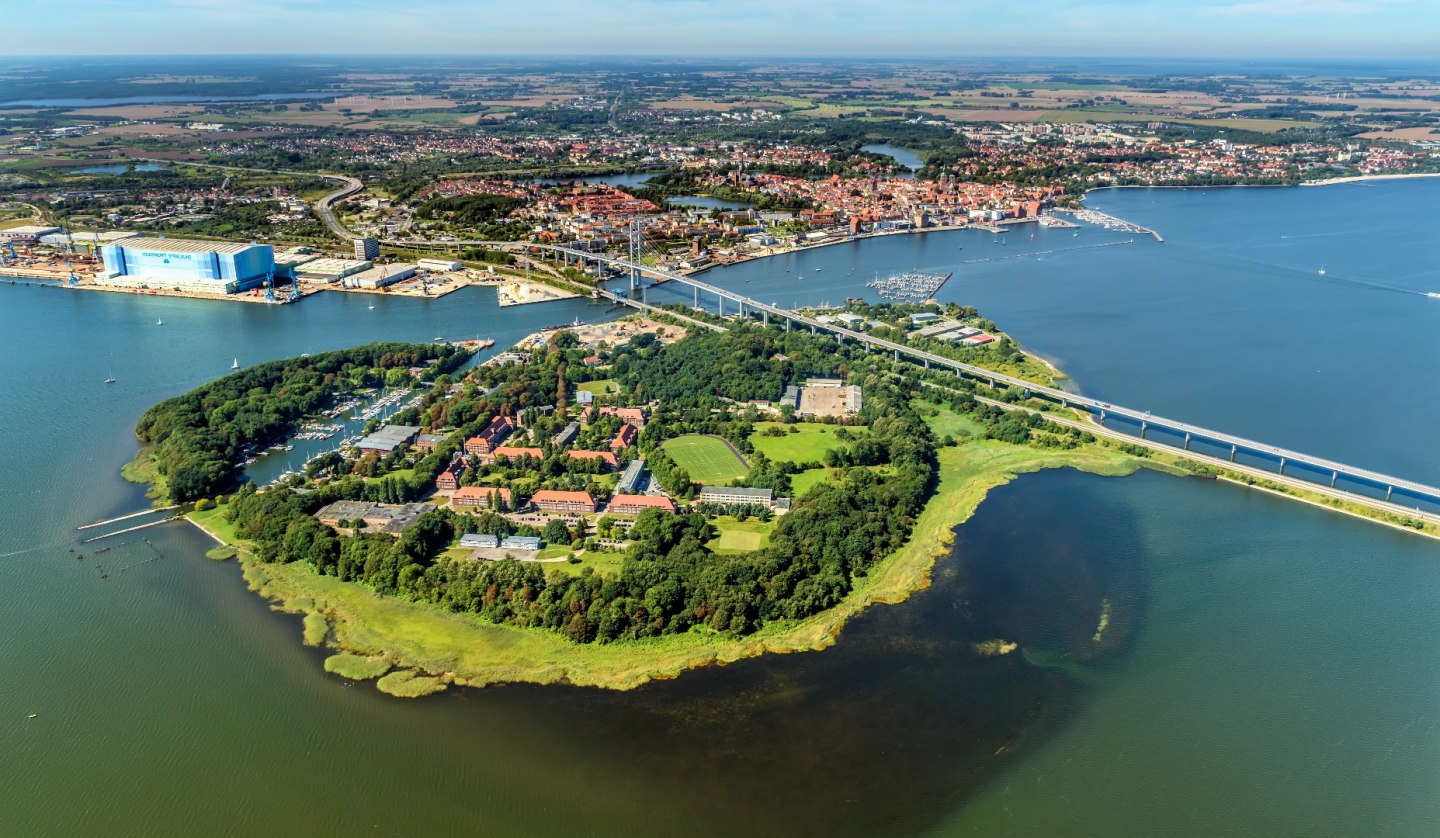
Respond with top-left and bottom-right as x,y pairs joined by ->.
661,435 -> 749,484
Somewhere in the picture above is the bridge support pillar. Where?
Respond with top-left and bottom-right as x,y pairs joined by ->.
1278,457 -> 1286,475
1061,397 -> 1067,408
1099,410 -> 1106,425
1184,433 -> 1191,451
762,311 -> 769,327
894,349 -> 900,362
785,318 -> 791,332
810,324 -> 816,335
1230,445 -> 1236,462
1140,421 -> 1147,440
924,358 -> 930,370
641,286 -> 648,306
694,287 -> 700,309
717,296 -> 723,317
1331,471 -> 1338,488
1387,485 -> 1394,501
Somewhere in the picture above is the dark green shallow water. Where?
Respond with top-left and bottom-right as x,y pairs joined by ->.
2,181 -> 1439,836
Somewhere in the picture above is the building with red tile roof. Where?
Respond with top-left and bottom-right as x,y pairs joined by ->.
567,450 -> 619,469
610,423 -> 637,451
606,494 -> 677,515
451,486 -> 512,510
530,490 -> 596,514
464,416 -> 514,457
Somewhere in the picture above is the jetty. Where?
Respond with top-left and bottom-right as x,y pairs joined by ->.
1067,208 -> 1164,242
80,514 -> 184,543
78,505 -> 182,531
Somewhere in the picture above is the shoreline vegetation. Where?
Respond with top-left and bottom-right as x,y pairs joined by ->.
191,439 -> 1154,694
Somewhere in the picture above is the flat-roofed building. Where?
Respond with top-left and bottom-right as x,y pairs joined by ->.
355,424 -> 420,453
459,533 -> 499,549
617,458 -> 648,494
0,225 -> 60,243
343,263 -> 416,290
98,236 -> 274,294
698,486 -> 775,508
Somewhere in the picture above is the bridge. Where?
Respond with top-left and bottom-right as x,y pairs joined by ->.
387,237 -> 1440,523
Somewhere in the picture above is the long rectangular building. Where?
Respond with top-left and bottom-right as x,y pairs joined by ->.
99,237 -> 274,294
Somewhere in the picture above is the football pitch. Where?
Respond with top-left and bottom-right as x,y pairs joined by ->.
661,435 -> 750,484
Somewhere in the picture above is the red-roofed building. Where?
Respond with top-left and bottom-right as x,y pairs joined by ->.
610,423 -> 637,451
567,450 -> 618,469
464,416 -> 514,457
597,405 -> 647,429
434,453 -> 469,492
451,486 -> 512,510
491,445 -> 544,462
531,490 -> 596,513
606,494 -> 677,515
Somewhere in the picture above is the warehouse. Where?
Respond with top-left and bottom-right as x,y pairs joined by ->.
97,237 -> 274,294
342,263 -> 417,289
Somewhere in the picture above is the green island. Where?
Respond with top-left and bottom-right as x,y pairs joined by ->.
137,302 -> 1435,696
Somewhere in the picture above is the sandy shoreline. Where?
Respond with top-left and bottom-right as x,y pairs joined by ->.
1298,172 -> 1440,187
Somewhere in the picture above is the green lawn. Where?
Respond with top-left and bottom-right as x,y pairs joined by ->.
707,517 -> 775,555
661,435 -> 749,484
748,422 -> 856,464
551,548 -> 627,578
576,378 -> 618,396
913,399 -> 987,440
791,467 -> 831,497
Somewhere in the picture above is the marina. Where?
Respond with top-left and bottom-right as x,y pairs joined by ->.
864,270 -> 953,302
1065,207 -> 1165,242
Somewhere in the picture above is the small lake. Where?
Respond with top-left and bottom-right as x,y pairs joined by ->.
527,172 -> 656,189
668,195 -> 752,210
73,163 -> 166,174
862,143 -> 923,177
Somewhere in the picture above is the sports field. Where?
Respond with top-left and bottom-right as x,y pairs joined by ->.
707,517 -> 775,555
661,435 -> 749,484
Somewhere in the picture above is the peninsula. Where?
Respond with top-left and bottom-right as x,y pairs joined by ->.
123,297 -> 1437,697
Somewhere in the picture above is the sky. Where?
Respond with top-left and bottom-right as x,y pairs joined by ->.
6,0 -> 1438,59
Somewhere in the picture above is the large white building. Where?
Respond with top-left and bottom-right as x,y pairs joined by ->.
98,237 -> 274,294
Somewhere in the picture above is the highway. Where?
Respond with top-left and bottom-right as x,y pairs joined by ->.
132,157 -> 363,242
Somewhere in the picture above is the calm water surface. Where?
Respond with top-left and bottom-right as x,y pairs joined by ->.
2,181 -> 1439,836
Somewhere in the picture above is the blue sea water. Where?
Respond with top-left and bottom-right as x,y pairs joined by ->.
0,180 -> 1437,836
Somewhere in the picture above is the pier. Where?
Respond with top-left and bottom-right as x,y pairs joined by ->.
1066,208 -> 1164,242
80,514 -> 184,544
78,505 -> 182,530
